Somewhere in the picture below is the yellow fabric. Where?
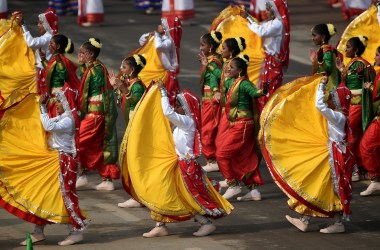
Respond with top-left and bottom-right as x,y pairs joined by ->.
337,5 -> 380,66
212,6 -> 265,87
0,19 -> 36,101
0,90 -> 72,224
129,36 -> 168,87
120,85 -> 233,222
259,75 -> 342,217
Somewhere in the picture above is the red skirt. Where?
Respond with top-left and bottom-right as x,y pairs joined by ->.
215,114 -> 264,186
348,104 -> 363,167
360,118 -> 380,178
201,99 -> 221,160
258,53 -> 283,112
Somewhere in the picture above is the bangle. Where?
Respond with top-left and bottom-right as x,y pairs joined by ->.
318,60 -> 324,65
369,84 -> 374,92
160,87 -> 168,97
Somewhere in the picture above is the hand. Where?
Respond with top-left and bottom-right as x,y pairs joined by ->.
336,57 -> 343,70
198,52 -> 208,66
262,82 -> 270,95
39,49 -> 46,61
309,48 -> 316,62
317,47 -> 324,63
364,82 -> 373,90
39,93 -> 49,105
320,76 -> 328,85
157,79 -> 165,89
240,8 -> 248,19
356,64 -> 365,76
109,70 -> 119,89
213,92 -> 221,102
12,11 -> 23,26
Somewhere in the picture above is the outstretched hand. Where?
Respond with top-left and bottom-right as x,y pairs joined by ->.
198,51 -> 208,66
12,11 -> 23,26
157,79 -> 165,89
39,93 -> 49,105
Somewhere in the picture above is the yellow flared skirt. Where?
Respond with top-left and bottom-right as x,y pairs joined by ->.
259,75 -> 342,217
128,35 -> 168,87
0,90 -> 83,224
0,19 -> 36,100
337,5 -> 380,66
211,6 -> 265,87
120,85 -> 233,222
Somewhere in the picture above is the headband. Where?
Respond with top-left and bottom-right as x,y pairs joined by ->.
357,34 -> 368,48
235,37 -> 244,52
89,38 -> 102,49
65,38 -> 71,53
326,23 -> 336,37
238,54 -> 249,65
210,31 -> 221,44
133,54 -> 145,68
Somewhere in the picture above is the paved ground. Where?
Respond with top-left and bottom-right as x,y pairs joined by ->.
1,0 -> 380,249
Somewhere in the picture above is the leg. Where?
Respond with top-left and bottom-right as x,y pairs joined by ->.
193,214 -> 216,237
142,222 -> 169,238
237,173 -> 262,201
58,224 -> 84,246
320,214 -> 345,234
19,224 -> 46,246
221,179 -> 242,200
285,215 -> 309,232
118,198 -> 144,208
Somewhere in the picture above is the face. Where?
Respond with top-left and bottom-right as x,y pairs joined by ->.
120,61 -> 134,76
56,100 -> 64,115
265,3 -> 275,20
200,37 -> 212,56
48,38 -> 59,54
157,24 -> 165,35
78,46 -> 94,63
174,100 -> 185,115
38,21 -> 46,34
311,30 -> 323,46
221,42 -> 232,59
374,49 -> 380,66
345,41 -> 357,58
227,60 -> 241,79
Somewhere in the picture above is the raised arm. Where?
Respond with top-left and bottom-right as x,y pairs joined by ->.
248,19 -> 283,38
316,82 -> 346,125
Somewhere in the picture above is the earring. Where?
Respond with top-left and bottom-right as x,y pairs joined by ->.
209,48 -> 212,53
238,72 -> 241,78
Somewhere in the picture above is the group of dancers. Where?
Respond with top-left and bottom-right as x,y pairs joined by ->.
0,0 -> 379,247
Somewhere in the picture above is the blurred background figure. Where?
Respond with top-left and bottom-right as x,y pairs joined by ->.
135,0 -> 162,14
162,0 -> 195,23
78,0 -> 104,26
48,0 -> 78,16
0,0 -> 7,19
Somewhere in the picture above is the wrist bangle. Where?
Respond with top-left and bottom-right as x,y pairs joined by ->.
318,60 -> 324,65
160,87 -> 168,97
370,85 -> 374,91
40,104 -> 48,114
21,24 -> 29,33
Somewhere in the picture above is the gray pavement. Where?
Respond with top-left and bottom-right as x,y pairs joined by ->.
1,0 -> 380,249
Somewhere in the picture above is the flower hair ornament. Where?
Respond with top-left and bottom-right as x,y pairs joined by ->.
235,37 -> 244,52
327,23 -> 336,37
65,38 -> 71,53
211,31 -> 221,44
357,34 -> 368,48
238,54 -> 250,65
89,38 -> 102,49
133,54 -> 145,68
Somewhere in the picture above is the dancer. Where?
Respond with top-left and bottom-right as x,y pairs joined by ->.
76,38 -> 120,191
0,89 -> 89,246
162,0 -> 195,22
359,45 -> 380,196
138,16 -> 182,105
198,31 -> 223,172
216,55 -> 268,201
78,0 -> 104,26
284,78 -> 355,233
119,80 -> 233,237
14,8 -> 59,95
135,0 -> 162,14
48,0 -> 78,16
110,54 -> 147,208
241,0 -> 290,111
310,23 -> 340,90
337,35 -> 375,180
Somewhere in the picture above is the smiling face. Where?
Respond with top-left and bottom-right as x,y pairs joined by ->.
174,100 -> 185,115
265,3 -> 275,20
120,60 -> 134,76
227,60 -> 241,79
345,41 -> 357,59
48,38 -> 59,54
200,37 -> 212,56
